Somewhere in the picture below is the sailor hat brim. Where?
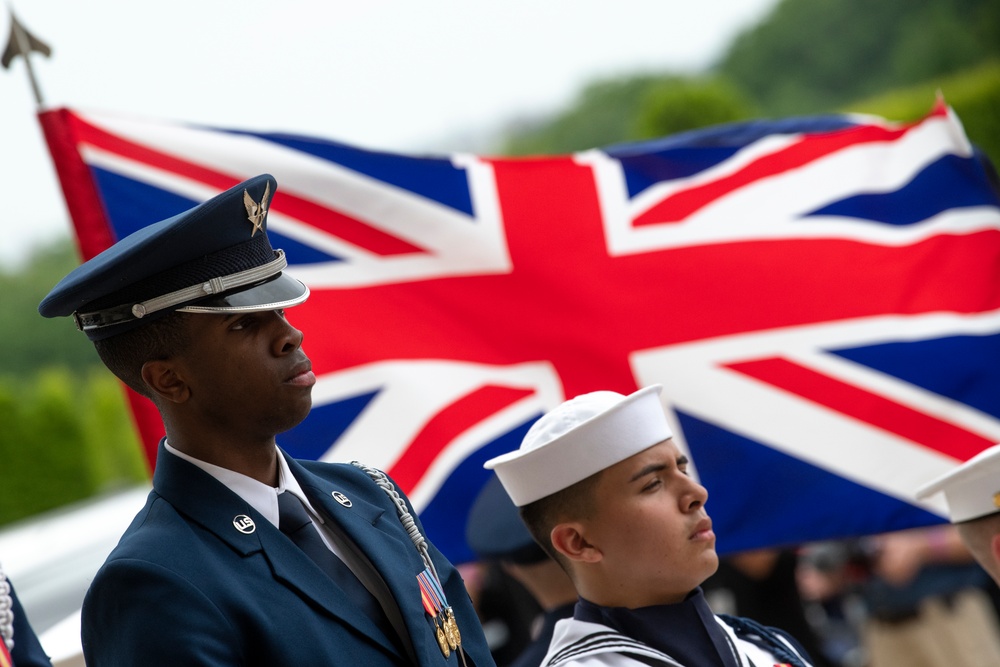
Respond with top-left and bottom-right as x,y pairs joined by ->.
916,443 -> 1000,523
485,385 -> 672,506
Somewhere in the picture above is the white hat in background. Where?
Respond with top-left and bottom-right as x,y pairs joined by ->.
916,443 -> 1000,523
484,385 -> 672,506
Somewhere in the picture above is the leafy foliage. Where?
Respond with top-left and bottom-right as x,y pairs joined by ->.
633,77 -> 760,141
501,75 -> 759,156
0,368 -> 147,525
846,60 -> 1000,166
498,0 -> 999,168
717,0 -> 1000,115
0,239 -> 102,375
501,75 -> 667,155
0,240 -> 147,527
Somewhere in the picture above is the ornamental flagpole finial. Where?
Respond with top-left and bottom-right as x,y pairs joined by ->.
2,7 -> 51,107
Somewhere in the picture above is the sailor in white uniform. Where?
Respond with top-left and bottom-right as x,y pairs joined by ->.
484,385 -> 813,667
917,442 -> 1000,587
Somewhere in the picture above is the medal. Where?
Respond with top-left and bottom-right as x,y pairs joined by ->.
417,568 -> 464,658
418,569 -> 453,658
444,606 -> 462,650
442,611 -> 457,650
436,623 -> 451,658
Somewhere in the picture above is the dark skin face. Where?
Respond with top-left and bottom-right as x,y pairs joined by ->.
141,309 -> 315,485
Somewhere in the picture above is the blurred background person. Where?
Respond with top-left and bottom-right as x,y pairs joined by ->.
703,548 -> 835,667
917,443 -> 1000,586
859,526 -> 1000,667
1,566 -> 52,667
465,475 -> 577,667
798,528 -> 1000,667
796,541 -> 870,667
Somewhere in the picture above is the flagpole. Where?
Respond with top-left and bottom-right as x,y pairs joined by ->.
10,13 -> 41,106
2,6 -> 51,108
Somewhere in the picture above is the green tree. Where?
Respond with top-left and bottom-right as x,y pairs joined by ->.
502,75 -> 665,155
718,0 -> 1000,115
845,60 -> 1000,166
501,74 -> 758,156
1,238 -> 103,376
634,77 -> 759,141
0,369 -> 146,525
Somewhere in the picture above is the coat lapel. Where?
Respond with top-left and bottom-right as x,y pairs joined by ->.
286,455 -> 456,666
151,443 -> 403,660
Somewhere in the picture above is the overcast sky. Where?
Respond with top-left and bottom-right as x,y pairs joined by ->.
0,0 -> 779,268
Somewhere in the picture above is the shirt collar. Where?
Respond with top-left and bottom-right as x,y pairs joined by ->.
163,441 -> 319,529
574,588 -> 738,667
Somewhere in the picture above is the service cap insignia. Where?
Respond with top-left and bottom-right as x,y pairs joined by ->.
243,181 -> 271,237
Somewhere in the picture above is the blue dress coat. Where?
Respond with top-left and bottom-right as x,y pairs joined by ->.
81,443 -> 493,667
7,581 -> 53,667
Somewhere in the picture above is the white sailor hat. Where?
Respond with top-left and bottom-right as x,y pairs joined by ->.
39,174 -> 308,340
484,385 -> 672,506
916,444 -> 1000,523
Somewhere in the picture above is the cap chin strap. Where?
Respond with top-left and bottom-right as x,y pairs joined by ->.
73,250 -> 288,332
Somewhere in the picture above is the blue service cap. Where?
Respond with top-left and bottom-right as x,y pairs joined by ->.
39,174 -> 309,340
466,474 -> 548,565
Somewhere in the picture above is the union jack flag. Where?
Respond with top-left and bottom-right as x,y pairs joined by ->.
39,102 -> 1000,562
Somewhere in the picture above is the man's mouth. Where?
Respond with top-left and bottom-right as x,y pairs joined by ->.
690,517 -> 714,541
286,362 -> 316,387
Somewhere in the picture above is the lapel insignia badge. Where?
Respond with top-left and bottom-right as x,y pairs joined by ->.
243,181 -> 271,237
994,492 -> 1000,508
233,514 -> 256,534
332,491 -> 352,507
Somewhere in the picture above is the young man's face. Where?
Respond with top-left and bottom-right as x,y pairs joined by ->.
171,309 -> 315,441
582,439 -> 718,608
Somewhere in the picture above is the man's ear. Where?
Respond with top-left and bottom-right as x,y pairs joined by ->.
141,360 -> 190,404
990,533 -> 1000,570
551,522 -> 602,564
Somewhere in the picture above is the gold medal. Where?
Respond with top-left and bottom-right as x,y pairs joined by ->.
443,617 -> 457,650
445,607 -> 462,649
418,569 -> 459,658
436,624 -> 451,658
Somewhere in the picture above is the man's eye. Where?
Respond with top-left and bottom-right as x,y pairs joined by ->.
643,478 -> 662,492
231,316 -> 255,331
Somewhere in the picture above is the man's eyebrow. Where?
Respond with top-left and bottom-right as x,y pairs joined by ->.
677,455 -> 689,467
629,462 -> 668,483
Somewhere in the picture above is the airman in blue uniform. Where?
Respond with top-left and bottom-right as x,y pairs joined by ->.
39,174 -> 493,667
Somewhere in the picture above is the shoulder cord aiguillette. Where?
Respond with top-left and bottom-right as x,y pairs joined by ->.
351,461 -> 467,665
0,563 -> 14,653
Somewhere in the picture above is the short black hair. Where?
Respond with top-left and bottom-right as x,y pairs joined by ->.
519,471 -> 602,569
92,311 -> 192,398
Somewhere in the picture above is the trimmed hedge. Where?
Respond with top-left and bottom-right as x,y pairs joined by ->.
0,368 -> 148,526
844,60 -> 1000,166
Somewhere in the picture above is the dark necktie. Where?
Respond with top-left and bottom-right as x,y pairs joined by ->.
277,492 -> 390,633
